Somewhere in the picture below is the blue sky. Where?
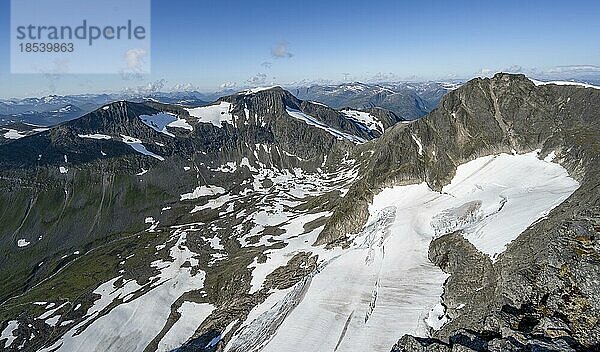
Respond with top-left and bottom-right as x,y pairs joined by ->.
1,0 -> 600,98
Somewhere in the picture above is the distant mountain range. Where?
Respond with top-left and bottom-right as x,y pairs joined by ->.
0,81 -> 459,128
290,81 -> 459,121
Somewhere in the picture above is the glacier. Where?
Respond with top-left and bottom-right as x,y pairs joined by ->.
235,150 -> 578,352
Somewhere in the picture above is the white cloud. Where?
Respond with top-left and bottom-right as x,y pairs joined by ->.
124,79 -> 166,95
271,42 -> 294,58
503,65 -> 525,73
546,65 -> 600,73
171,83 -> 198,91
247,73 -> 268,85
143,79 -> 165,92
123,48 -> 148,72
476,68 -> 494,77
365,72 -> 399,83
220,82 -> 237,89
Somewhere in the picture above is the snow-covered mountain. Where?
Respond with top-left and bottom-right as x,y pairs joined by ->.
0,74 -> 598,352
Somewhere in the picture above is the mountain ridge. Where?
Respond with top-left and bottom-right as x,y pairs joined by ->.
317,73 -> 599,245
0,73 -> 598,352
0,87 -> 407,170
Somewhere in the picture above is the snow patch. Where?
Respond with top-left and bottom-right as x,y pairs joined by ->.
180,185 -> 226,201
411,134 -> 423,155
157,302 -> 215,351
168,118 -> 193,131
341,109 -> 384,133
40,230 -> 206,352
425,300 -> 448,330
139,112 -> 177,137
544,151 -> 557,162
45,315 -> 61,327
17,239 -> 30,248
3,129 -> 27,139
243,86 -> 278,94
190,194 -> 233,213
285,107 -> 365,143
530,78 -> 600,90
203,236 -> 224,251
186,102 -> 234,127
139,112 -> 193,137
213,162 -> 237,173
121,135 -> 165,161
78,134 -> 112,140
0,321 -> 19,348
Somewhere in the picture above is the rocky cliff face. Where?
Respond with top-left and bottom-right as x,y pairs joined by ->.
382,74 -> 599,351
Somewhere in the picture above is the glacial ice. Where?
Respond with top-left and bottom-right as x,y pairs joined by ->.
247,151 -> 578,352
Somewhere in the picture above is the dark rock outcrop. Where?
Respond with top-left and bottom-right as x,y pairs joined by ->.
387,74 -> 599,351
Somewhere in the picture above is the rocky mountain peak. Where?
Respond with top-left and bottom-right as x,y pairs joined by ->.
317,73 -> 600,245
68,101 -> 159,135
